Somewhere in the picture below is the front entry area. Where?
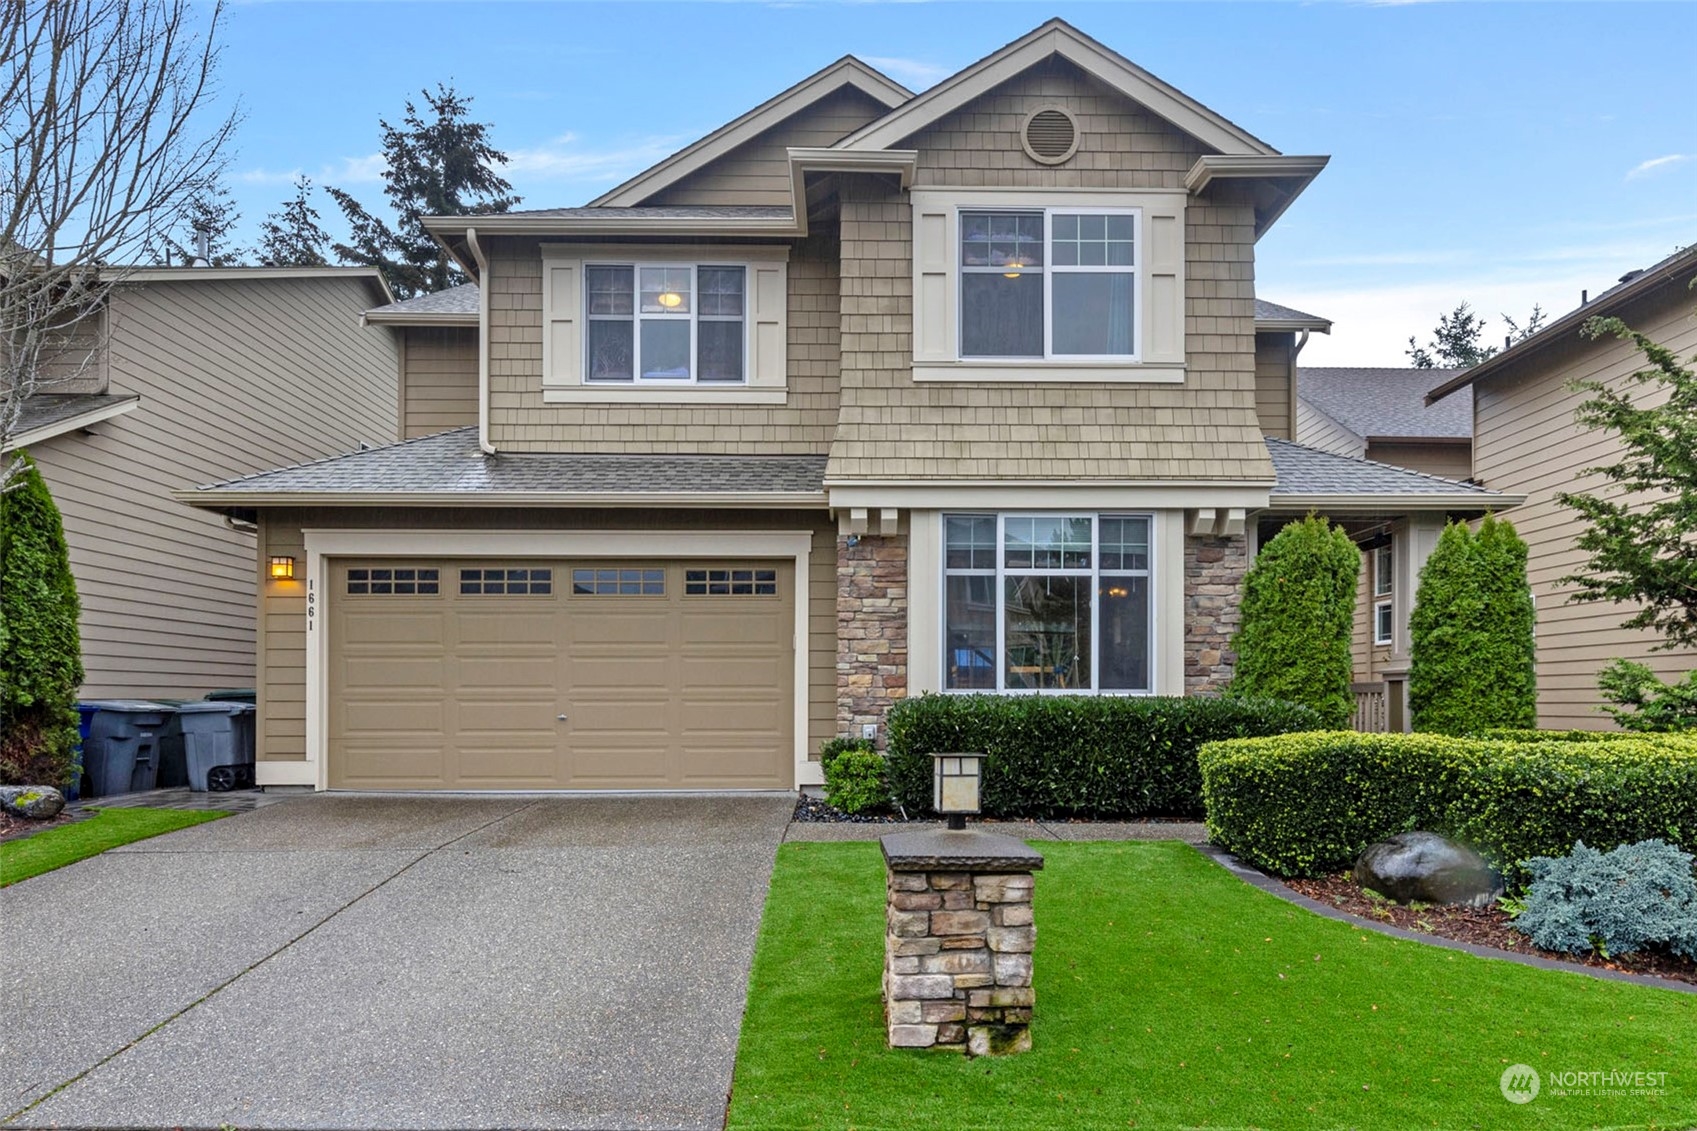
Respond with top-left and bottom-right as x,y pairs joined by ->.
326,558 -> 794,790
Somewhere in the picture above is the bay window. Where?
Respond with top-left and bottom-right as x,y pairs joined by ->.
585,263 -> 747,383
944,513 -> 1153,694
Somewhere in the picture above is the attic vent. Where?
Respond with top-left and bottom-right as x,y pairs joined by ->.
1021,106 -> 1078,165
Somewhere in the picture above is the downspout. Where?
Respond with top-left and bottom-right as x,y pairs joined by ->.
1288,329 -> 1311,441
465,227 -> 496,456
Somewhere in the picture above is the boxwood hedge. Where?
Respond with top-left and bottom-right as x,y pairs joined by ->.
884,694 -> 1321,819
1198,730 -> 1697,883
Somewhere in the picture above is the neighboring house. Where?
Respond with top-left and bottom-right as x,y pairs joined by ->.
7,267 -> 397,699
1294,366 -> 1478,702
182,19 -> 1512,792
1426,244 -> 1697,730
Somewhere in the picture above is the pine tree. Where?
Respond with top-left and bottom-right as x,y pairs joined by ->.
156,178 -> 246,266
0,455 -> 84,787
257,176 -> 331,267
1228,515 -> 1360,728
1408,517 -> 1537,734
328,84 -> 519,298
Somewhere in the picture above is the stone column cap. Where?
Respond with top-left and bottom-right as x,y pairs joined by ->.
881,829 -> 1045,873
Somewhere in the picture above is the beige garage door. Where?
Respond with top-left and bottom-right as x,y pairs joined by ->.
327,560 -> 793,790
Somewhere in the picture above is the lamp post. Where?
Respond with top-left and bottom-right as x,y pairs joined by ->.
931,752 -> 984,831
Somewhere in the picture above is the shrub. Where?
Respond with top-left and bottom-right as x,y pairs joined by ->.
886,693 -> 1321,819
819,736 -> 874,772
1228,515 -> 1359,728
1513,839 -> 1697,960
822,746 -> 889,815
1408,516 -> 1537,735
0,454 -> 83,789
1598,660 -> 1697,732
1198,730 -> 1697,883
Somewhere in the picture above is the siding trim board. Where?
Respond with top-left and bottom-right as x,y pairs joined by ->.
295,528 -> 817,791
4,395 -> 139,452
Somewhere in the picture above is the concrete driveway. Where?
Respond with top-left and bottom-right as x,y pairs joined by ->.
0,793 -> 795,1131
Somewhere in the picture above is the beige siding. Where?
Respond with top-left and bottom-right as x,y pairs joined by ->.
1472,285 -> 1697,728
256,508 -> 836,764
1295,399 -> 1366,458
28,276 -> 396,699
1254,332 -> 1294,439
401,326 -> 478,438
647,86 -> 891,207
486,230 -> 841,453
1364,440 -> 1472,482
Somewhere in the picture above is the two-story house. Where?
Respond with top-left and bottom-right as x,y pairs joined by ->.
9,266 -> 397,700
183,20 -> 1511,791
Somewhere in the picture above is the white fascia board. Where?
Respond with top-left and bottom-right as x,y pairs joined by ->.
836,22 -> 1277,157
423,215 -> 803,239
1184,154 -> 1331,194
114,266 -> 395,305
589,59 -> 912,207
5,396 -> 140,453
361,310 -> 478,328
1255,316 -> 1332,334
827,482 -> 1273,511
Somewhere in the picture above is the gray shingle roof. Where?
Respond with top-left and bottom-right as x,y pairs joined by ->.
365,282 -> 479,319
1267,437 -> 1494,497
187,427 -> 828,499
1254,298 -> 1330,328
500,205 -> 793,220
14,394 -> 138,438
1298,367 -> 1473,440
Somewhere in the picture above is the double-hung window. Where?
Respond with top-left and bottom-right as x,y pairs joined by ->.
1373,542 -> 1395,646
959,208 -> 1138,360
944,513 -> 1153,694
584,264 -> 747,383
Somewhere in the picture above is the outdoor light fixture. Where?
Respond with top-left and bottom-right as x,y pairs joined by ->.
932,752 -> 984,830
269,555 -> 296,581
656,290 -> 684,309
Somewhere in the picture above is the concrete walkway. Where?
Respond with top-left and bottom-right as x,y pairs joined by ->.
1,793 -> 794,1131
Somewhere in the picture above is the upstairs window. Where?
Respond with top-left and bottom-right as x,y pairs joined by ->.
959,208 -> 1138,360
585,264 -> 746,384
1373,542 -> 1394,646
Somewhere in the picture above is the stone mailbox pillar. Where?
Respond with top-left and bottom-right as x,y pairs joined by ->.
880,829 -> 1044,1055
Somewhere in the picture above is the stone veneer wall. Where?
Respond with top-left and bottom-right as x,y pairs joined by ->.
1185,533 -> 1248,695
837,532 -> 908,745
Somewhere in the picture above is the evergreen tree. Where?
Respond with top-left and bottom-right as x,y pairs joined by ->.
1407,302 -> 1549,368
257,176 -> 331,267
1228,515 -> 1360,728
1408,516 -> 1537,734
156,178 -> 246,266
328,84 -> 519,298
0,455 -> 84,787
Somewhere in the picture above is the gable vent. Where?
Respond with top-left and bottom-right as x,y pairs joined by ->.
1021,106 -> 1079,165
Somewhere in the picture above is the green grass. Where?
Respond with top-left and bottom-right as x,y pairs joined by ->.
0,807 -> 227,886
729,841 -> 1697,1131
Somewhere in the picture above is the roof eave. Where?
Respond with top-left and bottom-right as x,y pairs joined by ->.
174,489 -> 829,510
112,266 -> 395,305
1255,316 -> 1332,334
421,215 -> 803,239
4,396 -> 140,453
1186,154 -> 1330,240
360,310 -> 480,328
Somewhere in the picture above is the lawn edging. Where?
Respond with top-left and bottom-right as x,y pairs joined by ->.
1190,843 -> 1697,996
0,807 -> 228,887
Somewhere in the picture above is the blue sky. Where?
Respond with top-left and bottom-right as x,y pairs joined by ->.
213,2 -> 1695,365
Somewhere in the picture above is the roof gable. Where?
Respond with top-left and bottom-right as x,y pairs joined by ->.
590,57 -> 911,207
834,19 -> 1277,158
1298,367 -> 1472,441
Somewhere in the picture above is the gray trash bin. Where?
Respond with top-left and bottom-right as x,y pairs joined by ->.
80,701 -> 176,798
175,701 -> 258,791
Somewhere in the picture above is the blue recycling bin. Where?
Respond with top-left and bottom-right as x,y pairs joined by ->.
79,701 -> 175,798
68,704 -> 101,802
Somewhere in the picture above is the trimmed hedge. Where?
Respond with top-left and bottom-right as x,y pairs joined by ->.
885,694 -> 1321,819
1199,731 -> 1697,883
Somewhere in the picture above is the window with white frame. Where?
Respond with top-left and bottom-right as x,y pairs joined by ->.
584,263 -> 747,383
959,209 -> 1139,360
943,513 -> 1152,693
1373,541 -> 1394,646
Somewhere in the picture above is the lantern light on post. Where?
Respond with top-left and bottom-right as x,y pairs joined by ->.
932,752 -> 984,831
269,555 -> 296,581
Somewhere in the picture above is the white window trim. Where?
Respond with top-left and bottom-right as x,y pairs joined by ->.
957,206 -> 1142,364
911,187 -> 1187,383
584,262 -> 752,386
284,529 -> 816,792
1373,542 -> 1394,599
541,243 -> 788,403
1374,599 -> 1395,647
940,511 -> 1156,696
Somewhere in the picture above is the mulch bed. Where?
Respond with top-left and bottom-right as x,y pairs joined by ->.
0,807 -> 81,844
793,793 -> 1205,827
1285,872 -> 1697,988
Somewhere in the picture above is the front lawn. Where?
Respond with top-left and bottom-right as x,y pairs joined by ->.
0,807 -> 227,886
729,841 -> 1697,1130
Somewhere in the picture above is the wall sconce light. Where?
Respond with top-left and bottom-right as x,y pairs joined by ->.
932,751 -> 985,831
269,555 -> 296,581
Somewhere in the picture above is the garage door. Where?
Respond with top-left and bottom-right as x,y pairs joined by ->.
327,559 -> 793,790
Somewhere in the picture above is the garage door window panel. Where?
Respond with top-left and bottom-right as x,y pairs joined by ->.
460,568 -> 553,596
685,567 -> 778,596
346,567 -> 439,596
571,568 -> 665,595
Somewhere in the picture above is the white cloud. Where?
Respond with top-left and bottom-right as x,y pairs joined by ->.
236,153 -> 384,188
1625,154 -> 1693,181
502,132 -> 696,183
861,55 -> 953,89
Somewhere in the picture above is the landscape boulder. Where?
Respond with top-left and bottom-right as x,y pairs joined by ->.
1354,831 -> 1502,907
0,785 -> 67,821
